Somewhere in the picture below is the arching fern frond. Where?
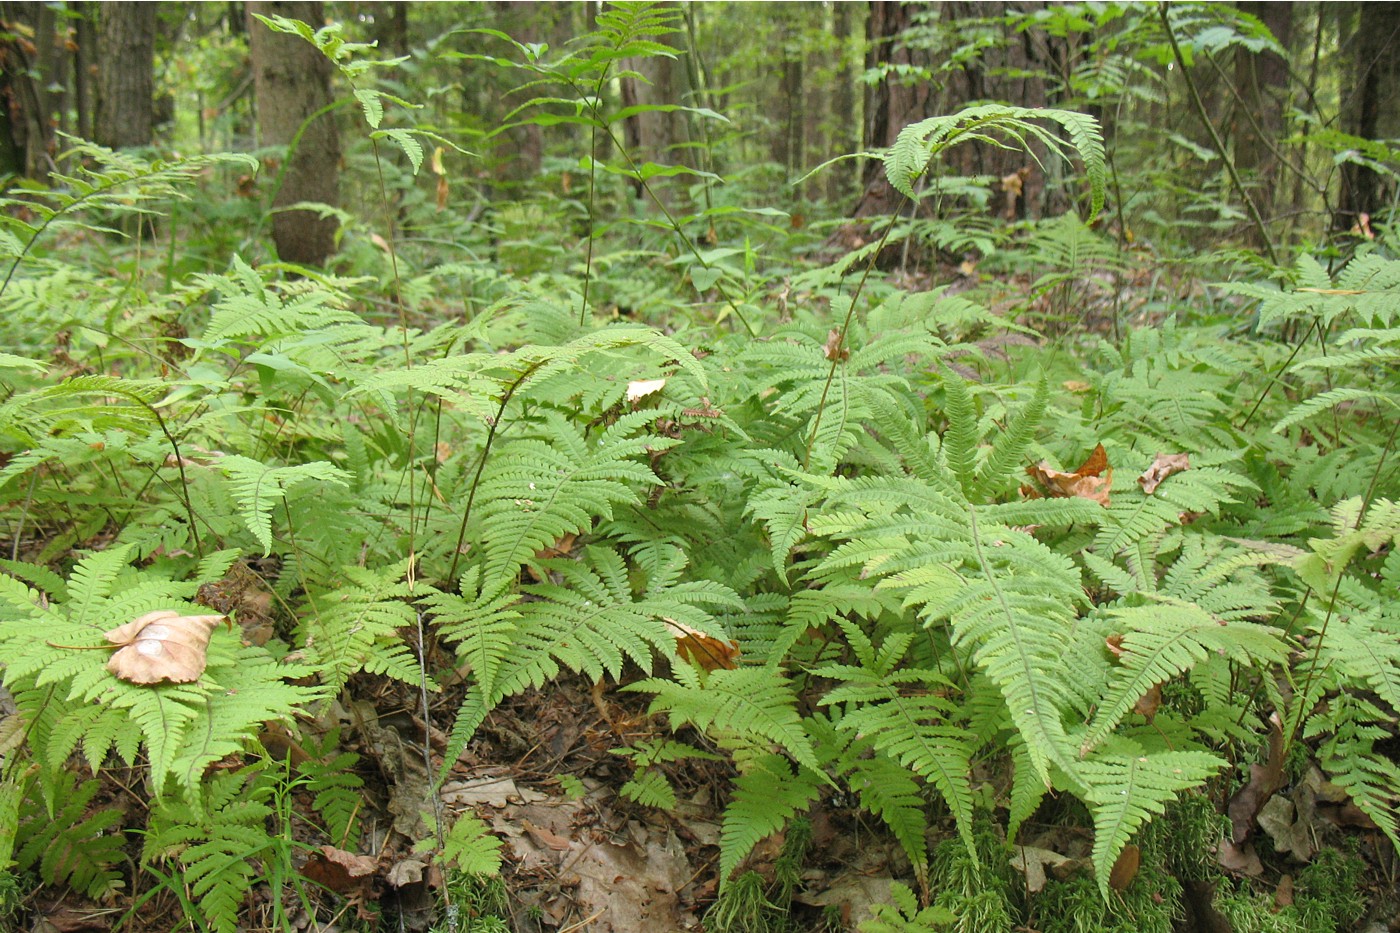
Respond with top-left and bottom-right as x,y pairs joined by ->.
885,105 -> 1105,221
1079,601 -> 1288,757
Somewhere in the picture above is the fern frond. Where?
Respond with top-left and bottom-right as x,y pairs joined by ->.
300,561 -> 423,691
218,455 -> 350,555
16,772 -> 125,899
1080,744 -> 1226,896
885,105 -> 1105,221
474,410 -> 674,597
442,812 -> 504,876
629,663 -> 820,774
718,754 -> 822,887
815,640 -> 976,863
1079,602 -> 1288,756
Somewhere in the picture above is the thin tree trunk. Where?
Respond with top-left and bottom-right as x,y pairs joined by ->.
96,2 -> 156,148
1336,1 -> 1400,229
247,0 -> 342,267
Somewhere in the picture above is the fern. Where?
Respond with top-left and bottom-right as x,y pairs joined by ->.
1079,742 -> 1226,897
143,767 -> 277,933
629,662 -> 821,774
441,812 -> 504,876
0,547 -> 320,797
299,560 -> 425,691
472,411 -> 676,598
814,624 -> 976,865
440,545 -> 740,762
884,104 -> 1106,221
1079,601 -> 1288,756
295,729 -> 365,848
15,771 -> 125,900
218,455 -> 350,555
811,713 -> 932,891
717,754 -> 823,888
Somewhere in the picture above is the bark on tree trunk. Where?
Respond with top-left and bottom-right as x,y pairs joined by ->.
247,0 -> 342,268
1233,2 -> 1292,243
72,1 -> 95,141
855,1 -> 934,218
825,1 -> 859,204
492,0 -> 545,187
95,2 -> 156,149
1337,1 -> 1400,230
0,1 -> 58,178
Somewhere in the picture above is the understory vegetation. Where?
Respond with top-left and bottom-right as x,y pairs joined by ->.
0,3 -> 1397,932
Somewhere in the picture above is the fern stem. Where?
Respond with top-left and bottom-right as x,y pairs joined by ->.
445,362 -> 542,587
370,133 -> 423,581
801,201 -> 904,471
1237,318 -> 1319,431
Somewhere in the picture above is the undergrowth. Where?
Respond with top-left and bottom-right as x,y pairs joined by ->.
0,4 -> 1397,932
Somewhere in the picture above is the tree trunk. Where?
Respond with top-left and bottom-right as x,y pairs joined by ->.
247,0 -> 342,268
0,1 -> 58,178
72,1 -> 95,141
1336,1 -> 1400,230
825,1 -> 859,204
492,0 -> 545,187
1233,2 -> 1292,242
95,2 -> 156,149
619,5 -> 687,205
855,1 -> 935,218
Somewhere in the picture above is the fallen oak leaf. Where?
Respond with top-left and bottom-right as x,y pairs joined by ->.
104,610 -> 226,684
1024,443 -> 1113,506
664,617 -> 740,671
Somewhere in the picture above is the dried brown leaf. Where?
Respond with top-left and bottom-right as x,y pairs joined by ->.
1109,844 -> 1140,891
301,845 -> 378,894
665,617 -> 740,671
104,610 -> 225,684
1137,452 -> 1190,495
1024,444 -> 1113,506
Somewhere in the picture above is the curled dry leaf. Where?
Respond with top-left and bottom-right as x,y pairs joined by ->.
665,617 -> 740,671
104,610 -> 225,684
823,328 -> 849,363
1138,452 -> 1190,495
1023,443 -> 1112,507
626,378 -> 666,404
300,845 -> 379,895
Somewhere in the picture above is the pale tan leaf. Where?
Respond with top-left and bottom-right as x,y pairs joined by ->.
627,378 -> 667,404
1137,452 -> 1190,495
104,610 -> 224,684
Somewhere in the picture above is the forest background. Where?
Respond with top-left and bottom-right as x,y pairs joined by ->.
0,2 -> 1398,932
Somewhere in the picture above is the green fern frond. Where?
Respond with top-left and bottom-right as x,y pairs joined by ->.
300,561 -> 423,691
630,662 -> 820,774
1080,744 -> 1226,897
474,411 -> 674,597
442,812 -> 504,876
219,455 -> 350,555
1080,601 -> 1288,756
620,768 -> 678,810
16,772 -> 125,899
885,105 -> 1105,221
296,729 -> 365,848
1094,467 -> 1251,555
144,768 -> 275,933
718,754 -> 822,888
815,639 -> 976,863
194,256 -> 364,347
